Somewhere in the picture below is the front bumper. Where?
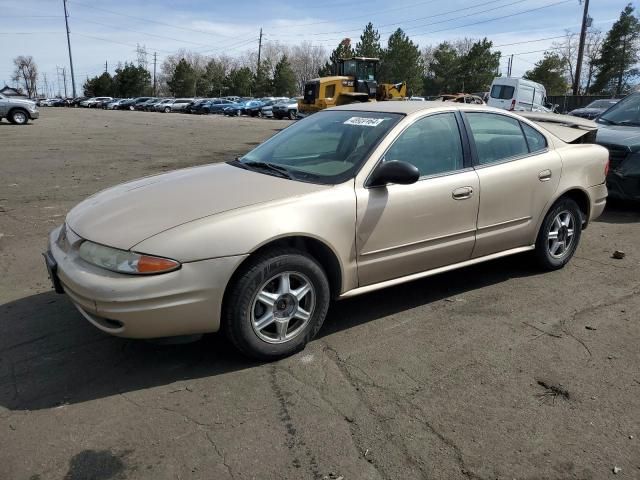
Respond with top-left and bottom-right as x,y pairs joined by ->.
47,225 -> 247,339
29,110 -> 39,120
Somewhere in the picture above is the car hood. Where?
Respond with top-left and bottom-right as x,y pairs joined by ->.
596,124 -> 640,151
66,163 -> 329,250
11,98 -> 37,107
571,108 -> 601,116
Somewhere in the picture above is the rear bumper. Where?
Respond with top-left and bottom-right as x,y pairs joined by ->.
48,225 -> 247,339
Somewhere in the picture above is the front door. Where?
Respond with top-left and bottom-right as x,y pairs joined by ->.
355,112 -> 480,286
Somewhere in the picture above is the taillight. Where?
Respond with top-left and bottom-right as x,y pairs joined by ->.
605,158 -> 610,177
509,99 -> 516,111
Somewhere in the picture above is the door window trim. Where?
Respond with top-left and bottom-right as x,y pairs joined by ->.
365,110 -> 471,188
460,111 -> 549,169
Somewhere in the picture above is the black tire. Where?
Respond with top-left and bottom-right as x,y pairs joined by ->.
288,109 -> 296,120
534,197 -> 582,270
223,249 -> 330,360
164,107 -> 171,113
8,109 -> 29,125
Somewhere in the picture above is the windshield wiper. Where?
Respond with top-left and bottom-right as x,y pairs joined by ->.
242,160 -> 294,179
613,120 -> 640,127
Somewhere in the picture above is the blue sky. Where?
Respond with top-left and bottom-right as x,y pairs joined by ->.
0,0 -> 633,94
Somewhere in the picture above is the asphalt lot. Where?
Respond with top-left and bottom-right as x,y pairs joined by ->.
1,108 -> 639,480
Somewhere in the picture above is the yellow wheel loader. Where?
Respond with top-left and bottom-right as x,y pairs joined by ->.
298,57 -> 407,116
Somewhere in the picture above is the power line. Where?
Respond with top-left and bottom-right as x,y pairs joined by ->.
68,0 -> 236,39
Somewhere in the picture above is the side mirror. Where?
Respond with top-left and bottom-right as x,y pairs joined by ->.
368,160 -> 420,187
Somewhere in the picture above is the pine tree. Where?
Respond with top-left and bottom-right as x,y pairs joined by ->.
167,59 -> 197,97
591,3 -> 640,94
273,56 -> 297,96
523,52 -> 568,95
318,38 -> 354,76
253,60 -> 273,97
355,23 -> 382,58
458,39 -> 500,93
379,29 -> 423,95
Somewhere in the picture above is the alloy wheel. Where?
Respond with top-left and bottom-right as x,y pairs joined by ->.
250,271 -> 315,344
547,210 -> 575,259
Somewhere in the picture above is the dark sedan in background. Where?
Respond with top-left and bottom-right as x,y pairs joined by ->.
570,99 -> 619,119
595,93 -> 640,201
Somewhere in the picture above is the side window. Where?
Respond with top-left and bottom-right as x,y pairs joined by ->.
385,113 -> 464,177
325,84 -> 336,99
521,122 -> 547,153
466,113 -> 529,165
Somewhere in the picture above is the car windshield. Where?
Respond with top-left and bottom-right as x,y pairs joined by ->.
237,110 -> 402,184
587,99 -> 617,109
598,93 -> 640,125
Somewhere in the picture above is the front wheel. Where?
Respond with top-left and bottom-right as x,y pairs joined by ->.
8,109 -> 29,125
534,198 -> 582,270
223,249 -> 330,360
288,110 -> 297,120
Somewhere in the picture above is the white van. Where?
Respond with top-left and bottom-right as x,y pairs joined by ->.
487,77 -> 550,112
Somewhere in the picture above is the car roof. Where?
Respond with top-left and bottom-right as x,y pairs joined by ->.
330,101 -> 493,115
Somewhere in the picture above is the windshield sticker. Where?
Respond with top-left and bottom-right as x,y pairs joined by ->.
343,117 -> 385,127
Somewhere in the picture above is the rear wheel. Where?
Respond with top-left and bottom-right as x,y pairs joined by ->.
534,198 -> 582,270
8,109 -> 29,125
164,107 -> 171,113
223,249 -> 330,360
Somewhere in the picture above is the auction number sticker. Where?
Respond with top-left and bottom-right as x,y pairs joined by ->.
343,117 -> 385,127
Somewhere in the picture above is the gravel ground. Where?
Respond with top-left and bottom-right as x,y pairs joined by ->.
1,108 -> 639,480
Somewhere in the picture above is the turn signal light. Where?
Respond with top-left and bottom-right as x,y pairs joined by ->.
137,255 -> 180,273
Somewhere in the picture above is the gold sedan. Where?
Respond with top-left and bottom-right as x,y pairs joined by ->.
45,102 -> 609,359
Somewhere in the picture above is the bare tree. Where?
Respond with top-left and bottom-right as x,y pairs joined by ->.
289,41 -> 327,93
584,30 -> 603,93
552,31 -> 579,89
12,56 -> 38,98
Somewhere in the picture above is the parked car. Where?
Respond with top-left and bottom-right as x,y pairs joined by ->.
569,99 -> 619,119
70,97 -> 89,107
134,98 -> 159,111
203,98 -> 235,114
105,99 -> 128,110
223,100 -> 249,116
37,98 -> 55,107
80,97 -> 113,108
153,99 -> 175,112
487,78 -> 550,112
271,98 -> 299,120
94,97 -> 115,109
244,100 -> 270,117
595,92 -> 640,201
0,92 -> 39,124
45,102 -> 608,359
126,97 -> 153,111
169,98 -> 194,112
223,96 -> 241,102
183,99 -> 209,114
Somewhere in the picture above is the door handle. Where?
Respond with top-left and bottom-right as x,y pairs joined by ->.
538,169 -> 552,182
452,186 -> 474,200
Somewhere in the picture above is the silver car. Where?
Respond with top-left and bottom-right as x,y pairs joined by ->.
0,93 -> 39,124
45,102 -> 608,359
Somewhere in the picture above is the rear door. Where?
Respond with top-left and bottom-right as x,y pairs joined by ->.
463,111 -> 561,257
488,83 -> 516,110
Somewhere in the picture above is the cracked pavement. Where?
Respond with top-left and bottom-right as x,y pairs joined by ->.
1,109 -> 639,479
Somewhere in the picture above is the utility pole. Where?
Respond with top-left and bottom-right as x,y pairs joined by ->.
62,0 -> 77,97
153,52 -> 157,95
257,28 -> 263,72
105,60 -> 108,73
507,54 -> 513,77
43,73 -> 49,98
573,0 -> 590,95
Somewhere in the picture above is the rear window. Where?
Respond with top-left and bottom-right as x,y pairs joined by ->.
490,85 -> 515,100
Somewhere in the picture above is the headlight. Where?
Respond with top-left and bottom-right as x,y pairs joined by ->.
78,241 -> 180,275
